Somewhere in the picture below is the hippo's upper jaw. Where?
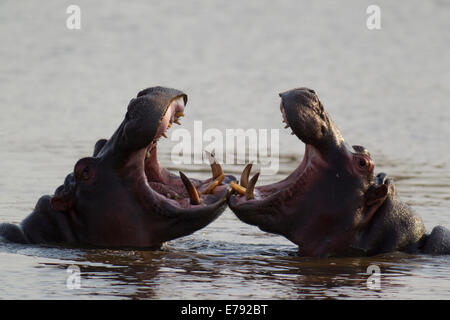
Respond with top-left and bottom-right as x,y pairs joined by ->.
229,88 -> 399,257
49,87 -> 233,248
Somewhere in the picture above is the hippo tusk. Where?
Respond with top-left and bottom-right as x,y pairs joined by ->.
230,181 -> 247,195
245,172 -> 260,200
240,163 -> 253,188
204,150 -> 223,180
202,173 -> 225,194
179,171 -> 201,205
174,119 -> 181,125
175,112 -> 184,118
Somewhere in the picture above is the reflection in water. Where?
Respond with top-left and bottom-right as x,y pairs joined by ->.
2,238 -> 447,299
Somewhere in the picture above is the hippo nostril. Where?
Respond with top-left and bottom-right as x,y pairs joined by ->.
377,172 -> 386,179
82,167 -> 91,180
375,172 -> 388,185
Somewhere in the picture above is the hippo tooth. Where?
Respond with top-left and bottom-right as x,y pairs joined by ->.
167,123 -> 172,128
174,119 -> 181,125
204,150 -> 223,180
230,181 -> 247,195
146,150 -> 151,159
179,171 -> 201,205
202,173 -> 225,194
175,112 -> 184,118
284,124 -> 290,129
240,163 -> 253,188
162,132 -> 168,138
245,172 -> 260,200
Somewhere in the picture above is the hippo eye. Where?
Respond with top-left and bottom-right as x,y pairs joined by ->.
359,158 -> 367,168
354,155 -> 372,173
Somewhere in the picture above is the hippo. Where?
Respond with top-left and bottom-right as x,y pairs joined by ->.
228,88 -> 450,257
0,86 -> 234,248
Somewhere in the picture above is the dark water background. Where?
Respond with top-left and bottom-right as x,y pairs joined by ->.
0,0 -> 449,299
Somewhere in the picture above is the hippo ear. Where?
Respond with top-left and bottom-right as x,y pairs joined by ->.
93,139 -> 107,157
359,184 -> 389,228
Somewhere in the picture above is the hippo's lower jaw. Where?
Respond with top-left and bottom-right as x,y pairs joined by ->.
228,134 -> 344,256
103,123 -> 234,247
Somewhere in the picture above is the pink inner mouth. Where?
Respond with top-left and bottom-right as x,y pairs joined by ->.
152,97 -> 186,147
232,143 -> 327,205
231,103 -> 329,205
139,97 -> 228,207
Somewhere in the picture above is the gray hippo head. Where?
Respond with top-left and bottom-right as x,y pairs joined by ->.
48,86 -> 234,248
229,88 -> 426,257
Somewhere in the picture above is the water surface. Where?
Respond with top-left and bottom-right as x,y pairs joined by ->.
0,0 -> 449,299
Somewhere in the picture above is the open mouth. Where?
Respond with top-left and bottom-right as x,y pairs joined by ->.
139,97 -> 230,210
229,101 -> 327,206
